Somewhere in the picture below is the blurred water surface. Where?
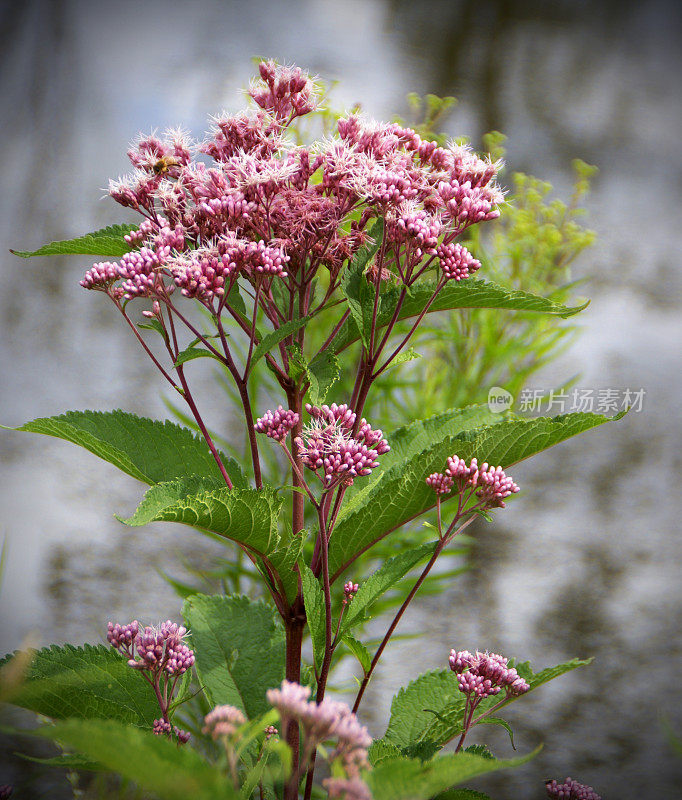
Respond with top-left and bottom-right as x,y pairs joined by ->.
0,0 -> 681,797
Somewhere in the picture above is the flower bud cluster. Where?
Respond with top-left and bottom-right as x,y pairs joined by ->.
107,619 -> 195,678
153,718 -> 190,744
343,581 -> 359,605
202,704 -> 246,740
545,778 -> 602,800
426,455 -> 519,509
449,650 -> 530,699
266,681 -> 371,776
295,404 -> 389,488
255,406 -> 300,442
324,777 -> 372,800
436,242 -> 481,282
249,61 -> 319,120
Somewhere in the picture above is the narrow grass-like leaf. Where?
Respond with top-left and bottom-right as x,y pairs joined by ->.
250,316 -> 312,370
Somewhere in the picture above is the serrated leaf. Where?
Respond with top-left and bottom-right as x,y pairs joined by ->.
300,564 -> 326,670
384,669 -> 462,749
250,316 -> 312,370
5,409 -> 247,488
267,533 -> 306,604
122,483 -> 282,557
341,542 -> 437,634
369,739 -> 403,766
331,278 -> 587,353
38,719 -> 235,800
384,347 -> 421,371
307,350 -> 340,404
340,218 -> 384,348
11,223 -> 137,258
286,343 -> 308,381
329,409 -> 624,577
0,644 -> 158,727
385,657 -> 592,753
341,634 -> 371,674
182,594 -> 285,720
173,346 -> 224,367
366,746 -> 541,800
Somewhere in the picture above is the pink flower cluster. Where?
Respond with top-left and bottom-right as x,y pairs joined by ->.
545,778 -> 602,800
343,580 -> 359,605
82,60 -> 501,314
267,681 -> 371,776
107,619 -> 195,677
202,704 -> 247,740
449,650 -> 530,699
255,406 -> 300,442
294,403 -> 389,488
426,455 -> 519,508
153,718 -> 190,744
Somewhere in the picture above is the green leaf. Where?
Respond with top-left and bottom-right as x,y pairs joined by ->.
328,408 -> 624,577
121,483 -> 282,557
384,347 -> 421,371
340,218 -> 384,348
341,634 -> 371,674
267,533 -> 306,604
11,223 -> 137,258
331,278 -> 587,353
384,657 -> 592,753
383,669 -> 462,749
478,717 -> 515,749
137,318 -> 166,338
0,644 -> 158,727
286,343 -> 308,381
250,316 -> 312,370
366,747 -> 541,800
182,594 -> 285,720
307,350 -> 340,404
5,409 -> 247,488
19,752 -> 104,771
300,564 -> 326,670
434,790 -> 492,800
369,739 -> 403,766
39,719 -> 235,800
173,347 -> 224,368
341,542 -> 437,634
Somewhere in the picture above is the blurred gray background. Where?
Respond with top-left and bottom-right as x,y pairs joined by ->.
0,0 -> 681,797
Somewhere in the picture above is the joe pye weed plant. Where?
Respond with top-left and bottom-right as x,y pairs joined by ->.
1,62 -> 618,800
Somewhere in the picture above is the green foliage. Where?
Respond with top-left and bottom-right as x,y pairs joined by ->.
0,644 -> 158,727
340,218 -> 385,349
182,594 -> 285,719
11,223 -> 137,258
366,746 -> 541,800
39,718 -> 236,800
381,657 -> 592,754
122,483 -> 282,557
7,409 -> 247,487
306,349 -> 340,404
250,315 -> 312,370
330,279 -> 585,355
300,564 -> 326,670
340,542 -> 437,634
340,634 -> 372,674
329,408 -> 623,576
